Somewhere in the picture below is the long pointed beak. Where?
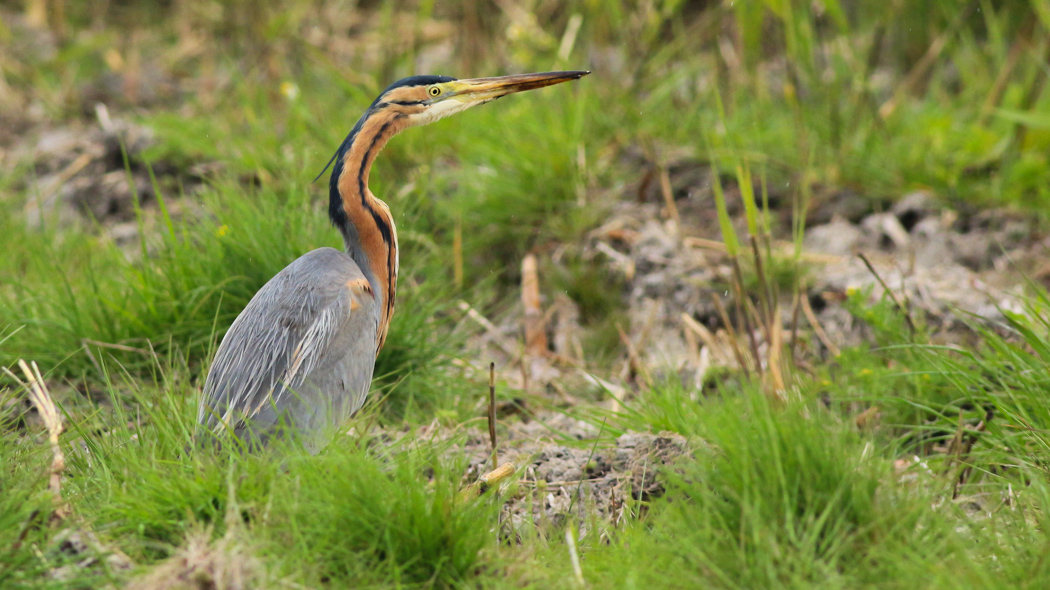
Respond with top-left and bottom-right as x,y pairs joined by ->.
441,70 -> 589,104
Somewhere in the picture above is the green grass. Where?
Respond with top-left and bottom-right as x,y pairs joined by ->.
5,0 -> 1050,588
7,299 -> 1050,588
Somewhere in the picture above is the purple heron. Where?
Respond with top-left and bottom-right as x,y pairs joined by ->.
198,71 -> 588,450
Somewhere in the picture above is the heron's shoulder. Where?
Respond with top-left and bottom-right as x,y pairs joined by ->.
286,247 -> 355,270
274,248 -> 367,283
252,248 -> 376,313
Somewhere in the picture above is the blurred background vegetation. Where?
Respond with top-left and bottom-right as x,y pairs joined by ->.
5,0 -> 1050,207
3,0 -> 1050,387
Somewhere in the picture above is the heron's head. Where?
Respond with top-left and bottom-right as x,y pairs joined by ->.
369,70 -> 589,127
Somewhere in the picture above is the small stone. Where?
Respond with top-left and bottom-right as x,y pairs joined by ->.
892,191 -> 938,232
861,213 -> 910,250
804,217 -> 864,256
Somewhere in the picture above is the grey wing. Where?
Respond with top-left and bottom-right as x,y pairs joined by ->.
198,247 -> 380,441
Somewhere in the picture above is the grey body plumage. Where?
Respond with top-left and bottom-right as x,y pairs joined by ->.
196,70 -> 587,451
199,248 -> 378,451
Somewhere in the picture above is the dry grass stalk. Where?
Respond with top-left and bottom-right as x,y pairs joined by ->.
749,236 -> 774,325
878,20 -> 956,119
4,360 -> 69,522
800,291 -> 841,357
948,407 -> 992,499
680,312 -> 718,351
682,319 -> 701,368
125,530 -> 267,590
765,303 -> 786,400
593,241 -> 636,281
658,166 -> 680,226
616,324 -> 649,390
81,338 -> 150,355
710,294 -> 751,377
457,301 -> 518,357
565,526 -> 586,587
979,22 -> 1032,123
728,257 -> 762,369
488,362 -> 498,471
552,295 -> 585,363
788,287 -> 802,365
683,237 -> 841,264
858,252 -> 917,334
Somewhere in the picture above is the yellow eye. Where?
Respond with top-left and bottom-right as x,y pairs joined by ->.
428,86 -> 442,97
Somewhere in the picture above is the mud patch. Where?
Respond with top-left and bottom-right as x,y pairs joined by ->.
447,418 -> 690,541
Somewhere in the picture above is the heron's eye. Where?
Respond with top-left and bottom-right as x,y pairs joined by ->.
428,86 -> 442,97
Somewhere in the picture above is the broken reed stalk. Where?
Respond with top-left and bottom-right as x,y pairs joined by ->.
521,253 -> 547,356
456,363 -> 511,503
459,462 -> 516,502
488,362 -> 498,472
3,360 -> 69,522
857,252 -> 917,335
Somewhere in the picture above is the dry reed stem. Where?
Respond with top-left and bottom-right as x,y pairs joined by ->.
4,360 -> 69,522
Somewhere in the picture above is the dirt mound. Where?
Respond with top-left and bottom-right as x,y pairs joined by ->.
7,105 -> 211,250
447,415 -> 690,541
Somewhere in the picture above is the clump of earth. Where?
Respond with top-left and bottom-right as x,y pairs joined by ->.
6,106 -> 210,251
441,414 -> 692,539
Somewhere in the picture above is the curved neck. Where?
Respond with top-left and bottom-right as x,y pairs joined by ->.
328,109 -> 408,352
